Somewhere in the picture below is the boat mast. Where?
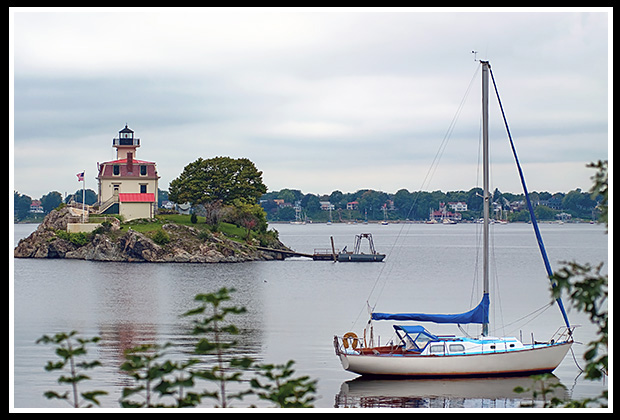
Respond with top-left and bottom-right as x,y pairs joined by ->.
481,60 -> 490,337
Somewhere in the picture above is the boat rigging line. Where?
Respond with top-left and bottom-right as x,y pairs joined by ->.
349,64 -> 482,331
488,67 -> 572,334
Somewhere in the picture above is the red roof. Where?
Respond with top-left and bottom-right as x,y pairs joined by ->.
102,158 -> 154,165
97,159 -> 158,179
118,193 -> 156,202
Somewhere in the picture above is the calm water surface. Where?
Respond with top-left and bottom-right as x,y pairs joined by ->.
12,222 -> 608,409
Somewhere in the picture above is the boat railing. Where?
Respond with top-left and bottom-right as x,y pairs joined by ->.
334,334 -> 406,357
549,326 -> 577,344
113,138 -> 140,147
333,335 -> 348,356
334,334 -> 361,355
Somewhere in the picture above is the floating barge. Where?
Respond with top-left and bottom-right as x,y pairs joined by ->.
313,234 -> 386,262
337,252 -> 385,262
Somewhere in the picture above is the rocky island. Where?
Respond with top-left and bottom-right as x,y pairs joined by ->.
14,207 -> 291,263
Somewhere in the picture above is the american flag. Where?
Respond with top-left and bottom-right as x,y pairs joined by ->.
76,171 -> 84,182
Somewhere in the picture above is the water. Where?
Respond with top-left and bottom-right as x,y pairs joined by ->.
12,222 -> 608,409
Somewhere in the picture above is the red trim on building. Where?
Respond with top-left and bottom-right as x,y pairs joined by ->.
118,193 -> 156,202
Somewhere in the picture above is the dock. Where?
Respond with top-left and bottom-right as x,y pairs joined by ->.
257,236 -> 385,262
255,246 -> 337,261
255,246 -> 314,260
311,249 -> 338,261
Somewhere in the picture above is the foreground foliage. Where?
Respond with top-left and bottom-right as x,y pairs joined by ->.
38,288 -> 317,408
516,160 -> 608,408
36,331 -> 107,408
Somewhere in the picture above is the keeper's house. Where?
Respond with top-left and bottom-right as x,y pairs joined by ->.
97,125 -> 159,221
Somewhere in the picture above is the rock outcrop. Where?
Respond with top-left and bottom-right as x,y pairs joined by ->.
14,207 -> 290,263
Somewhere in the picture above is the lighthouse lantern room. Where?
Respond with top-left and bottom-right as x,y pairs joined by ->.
113,124 -> 141,159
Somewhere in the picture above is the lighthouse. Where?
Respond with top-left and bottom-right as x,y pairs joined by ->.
113,124 -> 140,160
97,125 -> 160,220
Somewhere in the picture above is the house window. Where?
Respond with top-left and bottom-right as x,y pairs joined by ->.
113,165 -> 120,175
140,184 -> 147,194
140,165 -> 147,176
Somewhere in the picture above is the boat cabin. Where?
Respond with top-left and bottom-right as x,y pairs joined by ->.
394,325 -> 438,352
392,324 -> 528,356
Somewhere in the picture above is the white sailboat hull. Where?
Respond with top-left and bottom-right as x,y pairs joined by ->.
338,342 -> 572,378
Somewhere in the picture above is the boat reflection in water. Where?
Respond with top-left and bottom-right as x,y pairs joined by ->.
334,375 -> 568,408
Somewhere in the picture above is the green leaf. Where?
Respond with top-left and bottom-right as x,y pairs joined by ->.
81,390 -> 108,407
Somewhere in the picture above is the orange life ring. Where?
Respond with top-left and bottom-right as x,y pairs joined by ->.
343,332 -> 359,349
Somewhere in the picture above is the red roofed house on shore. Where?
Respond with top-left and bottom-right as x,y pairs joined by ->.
96,125 -> 160,221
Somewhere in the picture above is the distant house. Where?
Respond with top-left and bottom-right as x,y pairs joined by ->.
431,202 -> 461,221
320,201 -> 334,211
161,200 -> 176,210
448,202 -> 468,212
384,200 -> 395,211
540,196 -> 564,210
346,201 -> 359,210
176,202 -> 192,215
556,212 -> 572,221
29,200 -> 44,213
430,210 -> 461,222
510,200 -> 526,212
273,199 -> 292,208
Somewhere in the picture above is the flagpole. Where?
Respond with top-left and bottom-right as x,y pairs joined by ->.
82,170 -> 85,223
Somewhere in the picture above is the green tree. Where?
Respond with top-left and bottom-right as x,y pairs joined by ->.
411,191 -> 434,220
301,193 -> 321,216
182,288 -> 253,408
250,360 -> 317,408
40,191 -> 63,214
393,189 -> 413,219
329,190 -> 344,209
120,342 -> 201,408
517,160 -> 608,408
14,191 -> 32,221
358,190 -> 389,220
276,206 -> 296,221
551,160 -> 608,384
588,160 -> 608,227
466,187 -> 483,212
227,199 -> 268,239
169,157 -> 267,207
533,205 -> 557,221
65,189 -> 98,206
276,189 -> 296,204
36,331 -> 107,408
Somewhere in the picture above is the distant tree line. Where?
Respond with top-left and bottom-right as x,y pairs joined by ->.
15,185 -> 602,224
14,150 -> 603,226
259,186 -> 603,223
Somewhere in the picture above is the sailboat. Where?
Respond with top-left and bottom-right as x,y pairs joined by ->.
333,61 -> 574,378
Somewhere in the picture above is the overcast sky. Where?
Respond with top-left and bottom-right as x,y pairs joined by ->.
10,8 -> 610,200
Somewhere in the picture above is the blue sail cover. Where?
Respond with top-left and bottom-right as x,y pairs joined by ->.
372,293 -> 489,324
